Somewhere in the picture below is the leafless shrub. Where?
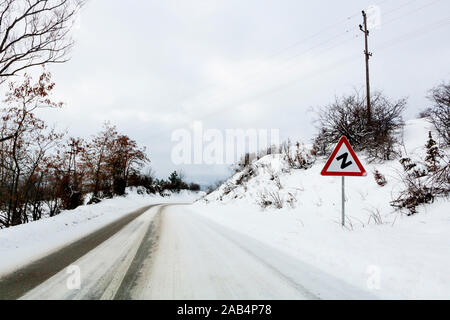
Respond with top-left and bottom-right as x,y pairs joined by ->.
221,181 -> 236,197
217,165 -> 257,199
392,133 -> 448,215
256,191 -> 272,209
391,175 -> 434,215
282,140 -> 315,169
256,189 -> 284,209
313,91 -> 406,161
233,152 -> 254,172
426,82 -> 450,147
265,165 -> 282,189
429,158 -> 450,197
235,165 -> 256,186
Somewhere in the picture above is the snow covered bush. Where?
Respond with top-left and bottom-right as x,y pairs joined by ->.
235,165 -> 257,186
282,140 -> 315,170
392,132 -> 448,215
425,82 -> 450,147
373,170 -> 387,187
313,91 -> 406,161
268,169 -> 282,189
424,131 -> 443,172
222,182 -> 237,197
256,189 -> 297,210
256,190 -> 283,209
399,157 -> 427,179
391,172 -> 434,215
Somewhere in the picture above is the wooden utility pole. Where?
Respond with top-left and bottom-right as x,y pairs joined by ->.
360,11 -> 372,124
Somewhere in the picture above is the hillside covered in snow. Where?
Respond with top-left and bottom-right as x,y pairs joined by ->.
193,119 -> 450,299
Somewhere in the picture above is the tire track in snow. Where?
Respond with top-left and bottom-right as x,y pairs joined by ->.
0,205 -> 157,300
113,206 -> 163,300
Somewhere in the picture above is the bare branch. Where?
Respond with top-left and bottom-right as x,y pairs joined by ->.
0,0 -> 85,81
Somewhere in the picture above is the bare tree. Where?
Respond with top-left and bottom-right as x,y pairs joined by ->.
0,0 -> 84,80
0,72 -> 63,226
426,82 -> 450,147
313,91 -> 406,160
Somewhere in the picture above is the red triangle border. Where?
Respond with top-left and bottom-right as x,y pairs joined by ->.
320,136 -> 367,177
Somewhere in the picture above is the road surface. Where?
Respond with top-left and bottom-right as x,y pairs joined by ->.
0,204 -> 373,300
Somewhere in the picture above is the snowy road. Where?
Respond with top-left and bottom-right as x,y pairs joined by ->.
2,205 -> 374,300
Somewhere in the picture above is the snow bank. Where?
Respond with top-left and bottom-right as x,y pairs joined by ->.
0,189 -> 204,276
194,119 -> 450,299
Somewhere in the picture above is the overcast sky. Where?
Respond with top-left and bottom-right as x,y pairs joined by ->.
34,0 -> 450,185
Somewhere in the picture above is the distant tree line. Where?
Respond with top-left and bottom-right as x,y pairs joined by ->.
128,170 -> 200,195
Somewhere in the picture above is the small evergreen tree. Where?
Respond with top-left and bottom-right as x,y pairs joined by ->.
424,131 -> 442,173
168,171 -> 187,192
373,170 -> 387,187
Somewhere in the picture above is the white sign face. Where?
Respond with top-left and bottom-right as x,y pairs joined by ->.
321,136 -> 366,177
326,143 -> 360,173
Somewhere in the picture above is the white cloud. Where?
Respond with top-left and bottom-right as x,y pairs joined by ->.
27,0 -> 450,182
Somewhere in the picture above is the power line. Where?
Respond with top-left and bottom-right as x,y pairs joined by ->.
382,0 -> 445,26
172,0 -> 443,118
377,16 -> 450,50
231,17 -> 450,113
155,0 -> 393,111
182,16 -> 450,132
145,6 -> 449,141
187,17 -> 450,125
189,0 -> 447,115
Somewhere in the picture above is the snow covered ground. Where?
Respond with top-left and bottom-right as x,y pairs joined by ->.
193,119 -> 450,299
0,189 -> 204,277
1,119 -> 447,300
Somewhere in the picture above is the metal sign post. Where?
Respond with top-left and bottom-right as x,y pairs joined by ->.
320,137 -> 366,228
342,176 -> 345,227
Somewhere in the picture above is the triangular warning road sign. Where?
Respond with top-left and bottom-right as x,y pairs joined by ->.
321,136 -> 366,177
